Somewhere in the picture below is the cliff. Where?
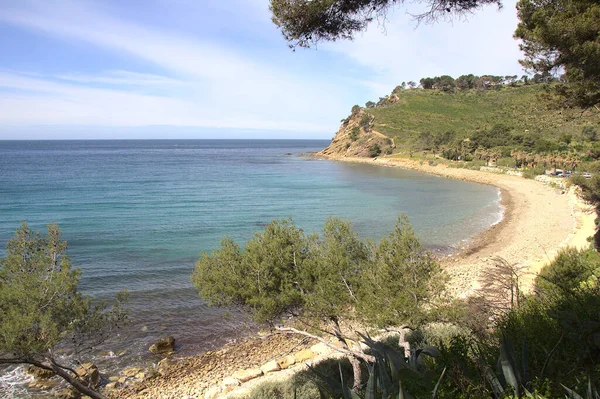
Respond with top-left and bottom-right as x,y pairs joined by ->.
317,110 -> 394,158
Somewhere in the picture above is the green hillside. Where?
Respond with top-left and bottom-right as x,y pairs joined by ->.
366,85 -> 600,147
321,83 -> 600,171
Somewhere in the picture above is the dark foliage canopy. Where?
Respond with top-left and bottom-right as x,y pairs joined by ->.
192,216 -> 444,328
269,0 -> 501,48
515,0 -> 600,107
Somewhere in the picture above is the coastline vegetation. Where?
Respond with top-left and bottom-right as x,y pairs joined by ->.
0,223 -> 128,399
225,236 -> 600,398
3,216 -> 598,398
192,216 -> 445,391
339,82 -> 600,174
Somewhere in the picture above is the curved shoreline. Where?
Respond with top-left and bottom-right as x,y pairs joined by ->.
98,153 -> 597,399
313,155 -> 596,296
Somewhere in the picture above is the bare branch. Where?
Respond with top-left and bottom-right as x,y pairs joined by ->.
275,326 -> 376,363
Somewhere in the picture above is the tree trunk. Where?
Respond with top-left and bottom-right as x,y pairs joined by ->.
51,363 -> 107,399
330,318 -> 363,392
348,356 -> 362,392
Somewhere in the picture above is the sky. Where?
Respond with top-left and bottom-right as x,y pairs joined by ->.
0,0 -> 524,140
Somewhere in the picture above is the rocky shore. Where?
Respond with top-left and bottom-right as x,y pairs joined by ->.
103,334 -> 317,399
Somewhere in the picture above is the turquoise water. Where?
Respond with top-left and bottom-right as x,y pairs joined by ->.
0,139 -> 501,367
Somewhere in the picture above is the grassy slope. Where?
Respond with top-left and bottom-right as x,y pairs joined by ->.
367,85 -> 600,147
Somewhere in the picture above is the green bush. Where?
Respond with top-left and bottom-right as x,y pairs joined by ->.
496,247 -> 600,394
349,126 -> 360,141
536,246 -> 600,294
522,165 -> 546,179
360,114 -> 371,131
466,159 -> 487,170
368,143 -> 381,157
497,156 -> 516,168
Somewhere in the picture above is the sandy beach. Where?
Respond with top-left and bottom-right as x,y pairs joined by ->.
319,155 -> 597,296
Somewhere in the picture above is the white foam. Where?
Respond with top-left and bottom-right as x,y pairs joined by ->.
490,188 -> 505,227
0,366 -> 33,399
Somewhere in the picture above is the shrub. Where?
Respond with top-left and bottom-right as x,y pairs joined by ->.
368,143 -> 381,157
522,165 -> 546,179
240,379 -> 321,399
360,114 -> 371,131
496,247 -> 600,394
536,246 -> 600,295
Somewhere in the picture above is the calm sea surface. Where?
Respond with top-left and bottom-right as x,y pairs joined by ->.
0,140 -> 501,375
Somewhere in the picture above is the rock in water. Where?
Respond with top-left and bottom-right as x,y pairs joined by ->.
149,335 -> 175,354
75,363 -> 100,388
26,365 -> 55,379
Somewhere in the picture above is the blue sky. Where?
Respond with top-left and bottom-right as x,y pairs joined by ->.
0,0 -> 524,139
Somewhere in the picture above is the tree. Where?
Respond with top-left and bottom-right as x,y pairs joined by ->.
420,77 -> 436,90
506,74 -> 519,86
365,100 -> 376,108
407,81 -> 417,89
392,85 -> 404,96
418,131 -> 435,150
377,95 -> 390,106
515,0 -> 600,107
571,174 -> 600,246
192,217 -> 445,391
368,142 -> 382,157
456,74 -> 477,90
269,0 -> 501,48
357,216 -> 444,328
436,75 -> 456,92
0,223 -> 128,399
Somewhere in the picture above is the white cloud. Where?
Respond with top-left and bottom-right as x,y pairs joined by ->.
325,0 -> 523,97
0,71 -> 332,132
0,0 -> 348,136
55,71 -> 185,87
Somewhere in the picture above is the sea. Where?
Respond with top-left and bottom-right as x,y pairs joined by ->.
0,139 -> 502,394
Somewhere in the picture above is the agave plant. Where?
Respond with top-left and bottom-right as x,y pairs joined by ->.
310,332 -> 446,399
562,377 -> 600,399
474,334 -> 534,399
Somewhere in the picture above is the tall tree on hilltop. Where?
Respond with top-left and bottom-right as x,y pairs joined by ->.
269,0 -> 502,48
